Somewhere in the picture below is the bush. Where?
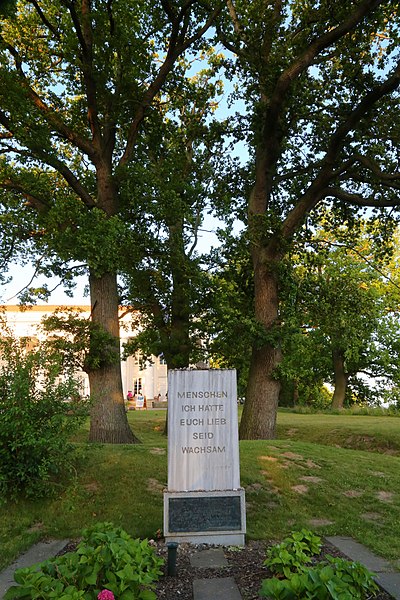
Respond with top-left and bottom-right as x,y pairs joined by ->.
260,529 -> 379,599
4,522 -> 164,600
0,331 -> 88,502
264,529 -> 322,578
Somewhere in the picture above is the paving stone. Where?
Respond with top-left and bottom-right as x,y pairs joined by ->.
193,577 -> 242,600
376,573 -> 400,600
190,548 -> 228,568
0,539 -> 69,599
326,536 -> 392,572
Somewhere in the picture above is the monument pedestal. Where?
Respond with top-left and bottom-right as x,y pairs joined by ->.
164,489 -> 246,545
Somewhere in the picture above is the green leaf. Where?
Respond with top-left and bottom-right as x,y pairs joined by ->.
138,590 -> 157,600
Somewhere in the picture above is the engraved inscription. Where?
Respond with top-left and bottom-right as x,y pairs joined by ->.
168,496 -> 242,532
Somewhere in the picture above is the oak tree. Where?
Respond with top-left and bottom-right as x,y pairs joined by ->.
219,0 -> 400,438
0,0 -> 220,442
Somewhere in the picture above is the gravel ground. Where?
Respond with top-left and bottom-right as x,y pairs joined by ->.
154,540 -> 394,600
58,538 -> 394,599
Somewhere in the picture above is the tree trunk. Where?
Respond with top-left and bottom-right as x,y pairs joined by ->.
88,271 -> 139,443
293,379 -> 299,406
331,348 -> 348,410
240,343 -> 281,439
239,245 -> 282,439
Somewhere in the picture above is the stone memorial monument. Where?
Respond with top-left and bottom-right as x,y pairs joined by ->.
164,369 -> 246,545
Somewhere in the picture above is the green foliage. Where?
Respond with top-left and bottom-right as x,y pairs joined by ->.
120,50 -> 232,370
278,224 -> 400,408
0,328 -> 88,502
260,558 -> 379,600
42,309 -> 120,373
264,529 -> 322,578
5,522 -> 163,600
261,530 -> 379,599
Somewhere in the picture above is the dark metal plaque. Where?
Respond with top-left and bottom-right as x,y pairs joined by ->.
168,495 -> 242,532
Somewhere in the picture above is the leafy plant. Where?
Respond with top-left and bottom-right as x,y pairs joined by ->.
5,522 -> 164,600
264,529 -> 322,578
260,530 -> 379,599
0,328 -> 88,502
42,310 -> 122,373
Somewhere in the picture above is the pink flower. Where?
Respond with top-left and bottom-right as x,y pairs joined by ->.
97,591 -> 115,600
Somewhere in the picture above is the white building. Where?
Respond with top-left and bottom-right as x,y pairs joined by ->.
1,305 -> 167,403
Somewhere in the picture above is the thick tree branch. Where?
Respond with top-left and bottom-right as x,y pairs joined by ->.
29,0 -> 59,38
119,5 -> 221,167
0,180 -> 49,212
280,59 -> 400,241
106,0 -> 115,35
79,0 -> 102,149
353,153 -> 400,182
261,0 -> 283,63
0,38 -> 97,160
327,65 -> 400,161
327,187 -> 400,207
161,0 -> 176,22
0,112 -> 95,207
177,0 -> 198,25
267,0 -> 384,139
226,0 -> 242,37
58,0 -> 104,153
42,155 -> 96,208
275,0 -> 383,101
180,6 -> 222,54
61,0 -> 88,57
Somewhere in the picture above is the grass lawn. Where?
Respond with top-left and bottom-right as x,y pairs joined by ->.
1,409 -> 400,571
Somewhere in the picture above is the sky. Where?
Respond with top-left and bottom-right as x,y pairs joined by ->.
1,214 -> 231,306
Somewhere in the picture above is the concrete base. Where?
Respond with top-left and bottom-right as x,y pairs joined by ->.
165,532 -> 245,545
164,489 -> 246,546
193,577 -> 242,600
190,548 -> 228,568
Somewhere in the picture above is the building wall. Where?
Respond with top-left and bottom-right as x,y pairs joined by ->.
1,305 -> 167,401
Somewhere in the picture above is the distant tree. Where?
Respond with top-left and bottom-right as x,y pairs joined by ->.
280,225 -> 393,408
121,54 -> 230,370
206,231 -> 254,396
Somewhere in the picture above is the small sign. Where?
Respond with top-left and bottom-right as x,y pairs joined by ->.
168,495 -> 242,532
136,395 -> 144,408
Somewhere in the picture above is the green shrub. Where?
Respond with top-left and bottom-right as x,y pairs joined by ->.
264,529 -> 322,578
5,522 -> 164,600
0,331 -> 88,501
261,529 -> 379,599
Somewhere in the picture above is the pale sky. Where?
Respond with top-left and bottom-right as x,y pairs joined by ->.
1,214 -> 232,306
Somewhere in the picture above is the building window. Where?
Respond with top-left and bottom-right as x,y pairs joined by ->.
159,355 -> 167,365
133,378 -> 142,395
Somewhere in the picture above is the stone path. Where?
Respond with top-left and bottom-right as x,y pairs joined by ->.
1,537 -> 400,599
190,548 -> 242,599
0,539 -> 68,599
327,536 -> 400,600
